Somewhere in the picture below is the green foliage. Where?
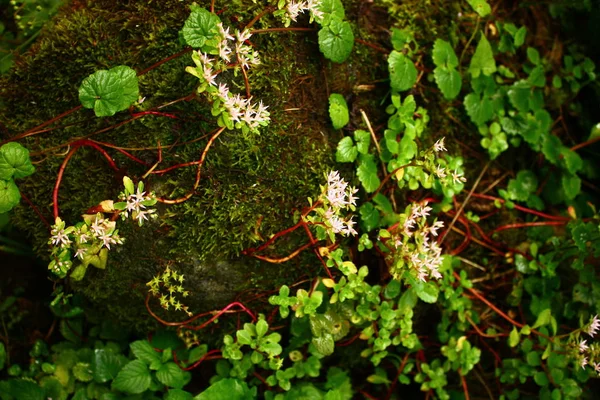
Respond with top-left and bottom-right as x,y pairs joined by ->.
328,94 -> 349,130
78,65 -> 139,117
0,143 -> 34,213
467,0 -> 491,17
388,51 -> 417,92
181,5 -> 221,52
468,33 -> 496,78
317,18 -> 354,64
432,39 -> 462,100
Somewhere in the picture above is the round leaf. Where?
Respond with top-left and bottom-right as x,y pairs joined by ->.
329,93 -> 349,129
434,67 -> 462,100
0,143 -> 35,180
181,6 -> 221,50
388,51 -> 417,92
0,179 -> 20,214
318,18 -> 354,64
79,70 -> 125,117
111,359 -> 151,394
156,362 -> 186,389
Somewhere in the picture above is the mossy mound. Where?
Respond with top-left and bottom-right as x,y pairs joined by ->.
1,0 -> 380,330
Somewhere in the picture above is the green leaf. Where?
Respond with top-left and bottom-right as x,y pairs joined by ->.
312,334 -> 335,356
388,51 -> 417,92
541,135 -> 562,164
315,0 -> 345,26
156,362 -> 187,389
181,6 -> 221,50
469,34 -> 496,78
357,154 -> 380,193
256,320 -> 269,338
236,329 -> 253,345
507,170 -> 538,202
467,0 -> 491,17
528,66 -> 545,87
318,18 -> 354,64
194,378 -> 256,400
527,47 -> 541,65
110,66 -> 139,110
560,148 -> 583,174
93,349 -> 127,383
514,26 -> 527,47
7,379 -> 45,400
507,80 -> 531,113
166,389 -> 194,400
434,67 -> 462,100
464,93 -> 494,126
79,67 -> 139,117
354,130 -> 371,154
329,93 -> 349,129
532,309 -> 551,330
432,39 -> 459,68
73,362 -> 93,382
561,174 -> 581,200
391,28 -> 411,51
508,327 -> 520,347
415,281 -> 438,303
534,371 -> 549,386
359,202 -> 380,232
111,359 -> 151,394
0,143 -> 35,180
130,340 -> 161,366
335,136 -> 357,163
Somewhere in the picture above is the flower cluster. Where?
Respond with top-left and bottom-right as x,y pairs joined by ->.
385,202 -> 445,282
187,38 -> 270,132
429,137 -> 466,185
115,177 -> 158,225
577,315 -> 600,374
48,177 -> 156,280
287,0 -> 324,22
314,171 -> 358,238
147,266 -> 192,317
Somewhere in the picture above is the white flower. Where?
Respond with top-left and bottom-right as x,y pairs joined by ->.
429,220 -> 444,237
203,67 -> 217,86
74,248 -> 87,260
343,218 -> 357,236
579,339 -> 589,353
434,165 -> 446,179
218,83 -> 229,100
199,52 -> 213,66
347,186 -> 359,207
218,23 -> 234,41
90,218 -> 106,236
287,0 -> 303,21
452,169 -> 466,185
328,215 -> 345,233
236,29 -> 252,43
434,137 -> 446,152
594,362 -> 600,375
99,232 -> 116,250
306,0 -> 324,19
586,315 -> 600,337
581,357 -> 588,369
51,229 -> 71,247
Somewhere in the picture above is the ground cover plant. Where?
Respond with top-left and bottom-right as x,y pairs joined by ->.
0,0 -> 600,398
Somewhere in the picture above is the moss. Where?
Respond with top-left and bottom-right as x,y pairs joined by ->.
0,0 -> 389,331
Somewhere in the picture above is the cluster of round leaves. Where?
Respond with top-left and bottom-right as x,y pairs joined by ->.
0,142 -> 34,214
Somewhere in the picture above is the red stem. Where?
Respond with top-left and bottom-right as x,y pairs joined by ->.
492,220 -> 566,234
470,193 -> 570,221
52,140 -> 119,219
21,192 -> 50,229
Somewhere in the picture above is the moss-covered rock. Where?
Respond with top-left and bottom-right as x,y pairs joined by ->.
0,0 -> 388,331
